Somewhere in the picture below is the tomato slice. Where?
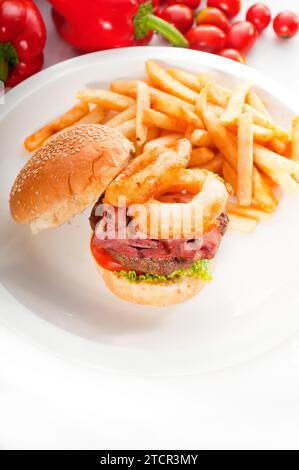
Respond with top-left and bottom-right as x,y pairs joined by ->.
90,235 -> 128,272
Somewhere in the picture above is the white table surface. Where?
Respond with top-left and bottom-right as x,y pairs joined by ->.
1,0 -> 299,450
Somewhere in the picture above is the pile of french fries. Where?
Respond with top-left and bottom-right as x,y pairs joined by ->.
24,60 -> 299,233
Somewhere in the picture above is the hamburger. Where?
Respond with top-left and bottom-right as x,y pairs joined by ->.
9,124 -> 229,306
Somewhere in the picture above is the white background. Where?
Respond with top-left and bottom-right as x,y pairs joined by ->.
1,0 -> 299,450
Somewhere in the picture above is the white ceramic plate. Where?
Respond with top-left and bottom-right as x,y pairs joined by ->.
1,47 -> 299,376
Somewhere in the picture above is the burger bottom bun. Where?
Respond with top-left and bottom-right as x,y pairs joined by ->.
97,261 -> 214,307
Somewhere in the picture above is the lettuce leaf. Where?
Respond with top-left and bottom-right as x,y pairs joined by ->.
116,259 -> 212,284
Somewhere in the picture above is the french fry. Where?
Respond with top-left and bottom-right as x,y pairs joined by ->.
246,91 -> 272,121
111,81 -> 195,113
190,129 -> 214,147
210,104 -> 225,116
254,143 -> 299,181
184,124 -> 194,140
291,116 -> 299,162
198,73 -> 231,95
195,86 -> 226,118
216,122 -> 271,143
146,127 -> 160,142
228,213 -> 257,233
188,147 -> 215,167
149,86 -> 194,110
244,104 -> 289,141
203,105 -> 238,169
179,108 -> 203,128
142,108 -> 186,133
200,153 -> 223,173
77,89 -> 135,110
75,106 -> 105,125
283,139 -> 292,158
253,125 -> 274,142
227,203 -> 270,221
160,129 -> 172,137
45,108 -> 106,142
143,133 -> 183,151
167,68 -> 202,92
237,113 -> 253,206
151,92 -> 203,127
198,73 -> 229,106
222,160 -> 238,192
261,168 -> 299,192
220,82 -> 253,126
252,166 -> 278,212
110,80 -> 140,95
114,118 -> 136,139
104,104 -> 136,127
194,86 -> 208,118
208,83 -> 228,107
136,81 -> 150,146
146,60 -> 198,104
102,110 -> 118,123
197,72 -> 216,88
268,137 -> 286,155
24,101 -> 90,152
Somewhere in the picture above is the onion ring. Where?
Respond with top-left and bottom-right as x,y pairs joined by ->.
104,139 -> 191,206
130,169 -> 229,239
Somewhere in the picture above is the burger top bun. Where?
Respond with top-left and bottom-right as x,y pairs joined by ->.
9,125 -> 134,233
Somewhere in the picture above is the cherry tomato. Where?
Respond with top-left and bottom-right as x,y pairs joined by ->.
160,4 -> 194,34
196,7 -> 229,32
226,21 -> 258,53
90,237 -> 127,272
273,11 -> 299,39
186,25 -> 226,53
166,0 -> 201,9
218,48 -> 246,64
246,3 -> 271,33
207,0 -> 241,19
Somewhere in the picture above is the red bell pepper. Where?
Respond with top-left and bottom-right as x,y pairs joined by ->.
48,0 -> 188,52
0,0 -> 46,88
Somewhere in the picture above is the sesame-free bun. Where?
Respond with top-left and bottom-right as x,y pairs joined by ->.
10,125 -> 134,233
97,262 -> 213,306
